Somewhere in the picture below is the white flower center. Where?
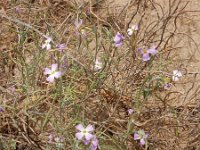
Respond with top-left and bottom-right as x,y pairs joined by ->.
51,70 -> 56,75
82,129 -> 87,135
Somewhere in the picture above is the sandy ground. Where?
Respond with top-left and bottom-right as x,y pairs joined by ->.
106,0 -> 200,105
103,0 -> 200,149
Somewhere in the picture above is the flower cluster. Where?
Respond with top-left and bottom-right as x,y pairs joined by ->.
75,124 -> 98,150
114,24 -> 138,46
37,17 -> 186,150
114,27 -> 158,63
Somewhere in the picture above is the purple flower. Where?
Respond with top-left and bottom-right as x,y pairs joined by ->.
134,130 -> 148,146
114,32 -> 124,47
75,124 -> 94,141
84,136 -> 99,150
56,43 -> 66,51
44,64 -> 62,82
164,83 -> 172,90
138,45 -> 157,61
0,107 -> 4,112
48,134 -> 54,143
90,136 -> 99,150
84,139 -> 90,145
128,109 -> 134,115
15,6 -> 21,13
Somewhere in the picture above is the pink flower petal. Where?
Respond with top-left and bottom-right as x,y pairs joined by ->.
134,133 -> 140,140
75,132 -> 84,140
128,109 -> 134,115
56,43 -> 66,50
114,32 -> 124,47
47,75 -> 55,82
76,124 -> 84,131
54,137 -> 61,143
44,68 -> 52,75
51,64 -> 58,71
142,53 -> 150,61
127,28 -> 133,36
91,144 -> 98,150
85,124 -> 94,132
140,138 -> 145,145
114,34 -> 121,43
133,25 -> 139,31
91,137 -> 98,147
46,37 -> 52,42
85,133 -> 94,141
137,48 -> 143,54
164,83 -> 172,90
54,71 -> 61,79
90,137 -> 98,150
147,47 -> 157,55
48,134 -> 54,143
115,42 -> 122,47
84,139 -> 90,145
42,44 -> 46,49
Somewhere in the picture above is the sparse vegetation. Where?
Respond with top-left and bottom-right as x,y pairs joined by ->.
0,0 -> 200,150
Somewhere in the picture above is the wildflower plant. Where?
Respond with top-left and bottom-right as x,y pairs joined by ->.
0,1 -> 193,150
